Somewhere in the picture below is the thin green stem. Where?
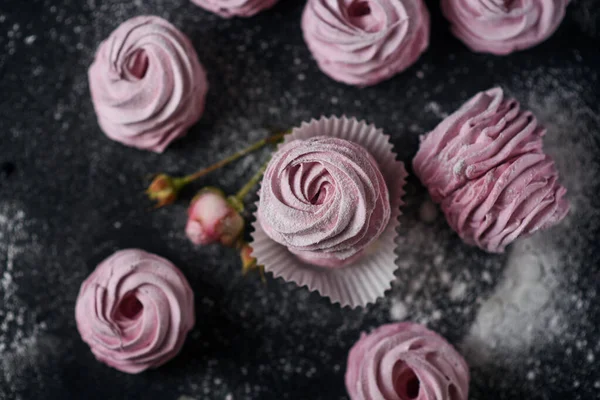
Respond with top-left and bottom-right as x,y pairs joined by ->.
234,162 -> 268,204
180,131 -> 286,185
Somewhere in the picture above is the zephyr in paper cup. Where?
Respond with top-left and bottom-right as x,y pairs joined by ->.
251,116 -> 406,308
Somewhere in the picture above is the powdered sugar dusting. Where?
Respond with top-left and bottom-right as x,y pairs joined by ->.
389,301 -> 408,321
0,202 -> 50,399
391,196 -> 506,333
425,101 -> 448,119
462,237 -> 567,365
449,281 -> 467,301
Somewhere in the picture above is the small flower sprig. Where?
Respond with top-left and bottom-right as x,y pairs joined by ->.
146,131 -> 286,208
185,161 -> 270,277
145,130 -> 288,278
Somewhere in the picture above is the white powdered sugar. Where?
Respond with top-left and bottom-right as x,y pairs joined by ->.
425,101 -> 448,119
0,202 -> 49,399
462,237 -> 567,365
389,301 -> 408,321
449,281 -> 467,301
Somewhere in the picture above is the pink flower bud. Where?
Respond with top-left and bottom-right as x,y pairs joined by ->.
185,188 -> 244,247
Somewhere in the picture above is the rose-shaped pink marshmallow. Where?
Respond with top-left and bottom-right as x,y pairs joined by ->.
257,136 -> 391,268
413,88 -> 569,253
302,0 -> 430,86
441,0 -> 570,55
88,16 -> 208,152
191,0 -> 279,18
185,188 -> 244,246
75,249 -> 195,373
345,322 -> 469,400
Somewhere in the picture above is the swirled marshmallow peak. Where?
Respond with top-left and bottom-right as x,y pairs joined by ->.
413,88 -> 569,253
441,0 -> 570,55
88,16 -> 208,152
251,116 -> 406,307
75,249 -> 195,373
191,0 -> 279,17
302,0 -> 430,86
345,322 -> 470,400
258,136 -> 391,268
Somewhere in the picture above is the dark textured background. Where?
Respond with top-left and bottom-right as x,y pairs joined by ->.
1,0 -> 599,399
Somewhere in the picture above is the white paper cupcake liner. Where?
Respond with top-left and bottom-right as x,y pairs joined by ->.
250,116 -> 407,308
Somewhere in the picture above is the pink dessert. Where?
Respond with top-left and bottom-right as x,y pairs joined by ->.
75,249 -> 195,373
258,136 -> 391,268
88,16 -> 208,152
413,88 -> 569,253
345,322 -> 470,400
251,116 -> 406,307
191,0 -> 279,18
441,0 -> 570,55
301,0 -> 430,86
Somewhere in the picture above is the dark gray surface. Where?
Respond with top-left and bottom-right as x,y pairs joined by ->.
1,1 -> 599,399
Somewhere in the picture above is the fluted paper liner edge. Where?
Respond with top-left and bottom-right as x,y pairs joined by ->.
250,116 -> 406,308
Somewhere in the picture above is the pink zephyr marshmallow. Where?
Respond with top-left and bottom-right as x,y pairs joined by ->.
302,0 -> 430,86
345,322 -> 470,400
413,88 -> 569,253
191,0 -> 279,18
75,249 -> 195,373
88,16 -> 208,152
441,0 -> 570,55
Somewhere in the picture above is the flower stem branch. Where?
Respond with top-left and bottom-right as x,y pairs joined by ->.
146,131 -> 286,208
228,162 -> 269,213
181,131 -> 285,185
